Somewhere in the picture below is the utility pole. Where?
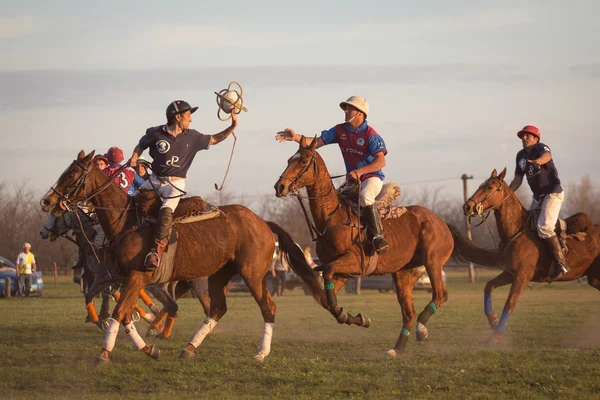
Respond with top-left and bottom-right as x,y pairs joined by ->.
461,174 -> 476,283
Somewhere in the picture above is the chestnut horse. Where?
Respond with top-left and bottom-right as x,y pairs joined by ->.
274,138 -> 462,356
40,209 -> 211,338
464,168 -> 600,342
40,150 -> 325,365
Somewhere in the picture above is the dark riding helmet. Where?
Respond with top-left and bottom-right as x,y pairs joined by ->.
166,100 -> 198,122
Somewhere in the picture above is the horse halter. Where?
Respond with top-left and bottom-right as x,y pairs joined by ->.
278,149 -> 319,196
466,178 -> 511,218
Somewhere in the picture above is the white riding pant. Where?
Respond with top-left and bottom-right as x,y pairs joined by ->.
140,175 -> 186,211
529,191 -> 564,239
360,177 -> 383,207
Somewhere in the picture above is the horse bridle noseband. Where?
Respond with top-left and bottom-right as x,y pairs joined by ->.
278,149 -> 319,196
466,178 -> 512,218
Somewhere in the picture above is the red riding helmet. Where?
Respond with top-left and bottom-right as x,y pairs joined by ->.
105,146 -> 124,164
92,155 -> 109,165
517,125 -> 541,140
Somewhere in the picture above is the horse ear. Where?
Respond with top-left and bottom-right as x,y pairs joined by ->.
490,169 -> 498,177
309,135 -> 318,152
498,168 -> 507,181
77,150 -> 86,161
299,135 -> 308,148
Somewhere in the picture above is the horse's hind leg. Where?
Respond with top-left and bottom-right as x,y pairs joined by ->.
387,268 -> 422,357
483,271 -> 513,330
179,263 -> 237,360
190,277 -> 210,316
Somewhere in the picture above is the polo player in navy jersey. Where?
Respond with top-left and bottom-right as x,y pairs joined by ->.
508,125 -> 568,280
275,96 -> 389,255
129,100 -> 238,271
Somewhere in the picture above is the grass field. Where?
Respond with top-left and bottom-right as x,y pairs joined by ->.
1,271 -> 599,399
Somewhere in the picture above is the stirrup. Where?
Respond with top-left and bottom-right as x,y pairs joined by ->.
144,249 -> 160,271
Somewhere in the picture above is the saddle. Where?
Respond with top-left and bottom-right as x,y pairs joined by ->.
338,182 -> 408,219
134,189 -> 224,284
135,189 -> 222,224
528,208 -> 590,253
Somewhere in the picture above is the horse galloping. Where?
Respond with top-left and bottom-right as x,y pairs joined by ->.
40,150 -> 325,364
274,138 -> 460,356
463,168 -> 600,342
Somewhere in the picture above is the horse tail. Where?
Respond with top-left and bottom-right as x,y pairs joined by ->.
447,223 -> 504,268
267,222 -> 329,309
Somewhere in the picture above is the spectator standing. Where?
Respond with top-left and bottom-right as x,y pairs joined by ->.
15,242 -> 37,297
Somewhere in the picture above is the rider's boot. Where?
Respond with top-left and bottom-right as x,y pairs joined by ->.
364,204 -> 389,255
543,235 -> 569,281
144,207 -> 173,271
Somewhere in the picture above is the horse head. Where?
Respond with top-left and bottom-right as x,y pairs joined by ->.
463,168 -> 509,218
40,150 -> 96,216
274,136 -> 319,197
40,212 -> 71,241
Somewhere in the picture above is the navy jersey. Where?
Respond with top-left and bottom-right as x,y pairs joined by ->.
515,142 -> 562,200
138,125 -> 211,178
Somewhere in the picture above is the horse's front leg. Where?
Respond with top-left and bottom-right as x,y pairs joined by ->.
488,270 -> 532,344
94,270 -> 155,365
322,252 -> 371,328
483,271 -> 514,330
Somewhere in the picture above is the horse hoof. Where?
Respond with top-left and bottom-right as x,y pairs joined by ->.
96,320 -> 109,331
146,328 -> 158,337
178,348 -> 195,359
416,322 -> 428,341
487,313 -> 499,330
487,332 -> 501,345
147,344 -> 160,360
93,355 -> 110,366
253,353 -> 267,363
358,313 -> 371,328
386,349 -> 397,358
159,331 -> 171,340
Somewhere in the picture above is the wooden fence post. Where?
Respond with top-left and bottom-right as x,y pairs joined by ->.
5,277 -> 10,298
53,262 -> 58,288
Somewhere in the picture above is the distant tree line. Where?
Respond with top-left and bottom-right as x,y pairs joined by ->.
1,176 -> 598,274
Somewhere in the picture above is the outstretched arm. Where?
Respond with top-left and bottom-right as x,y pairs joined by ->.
509,174 -> 523,192
210,112 -> 238,145
275,128 -> 325,148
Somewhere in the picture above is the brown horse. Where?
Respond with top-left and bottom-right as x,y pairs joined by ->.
463,168 -> 600,342
274,138 -> 459,356
40,150 -> 325,364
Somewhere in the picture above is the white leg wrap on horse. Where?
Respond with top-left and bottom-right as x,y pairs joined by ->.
102,318 -> 120,352
256,322 -> 275,358
124,322 -> 146,350
189,318 -> 217,348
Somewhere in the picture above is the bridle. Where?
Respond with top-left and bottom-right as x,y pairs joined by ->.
279,149 -> 342,240
48,160 -> 130,212
466,178 -> 512,220
465,177 -> 513,247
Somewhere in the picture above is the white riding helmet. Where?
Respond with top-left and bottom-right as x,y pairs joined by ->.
339,96 -> 369,118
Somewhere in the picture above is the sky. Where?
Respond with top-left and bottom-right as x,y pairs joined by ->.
1,0 -> 599,206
